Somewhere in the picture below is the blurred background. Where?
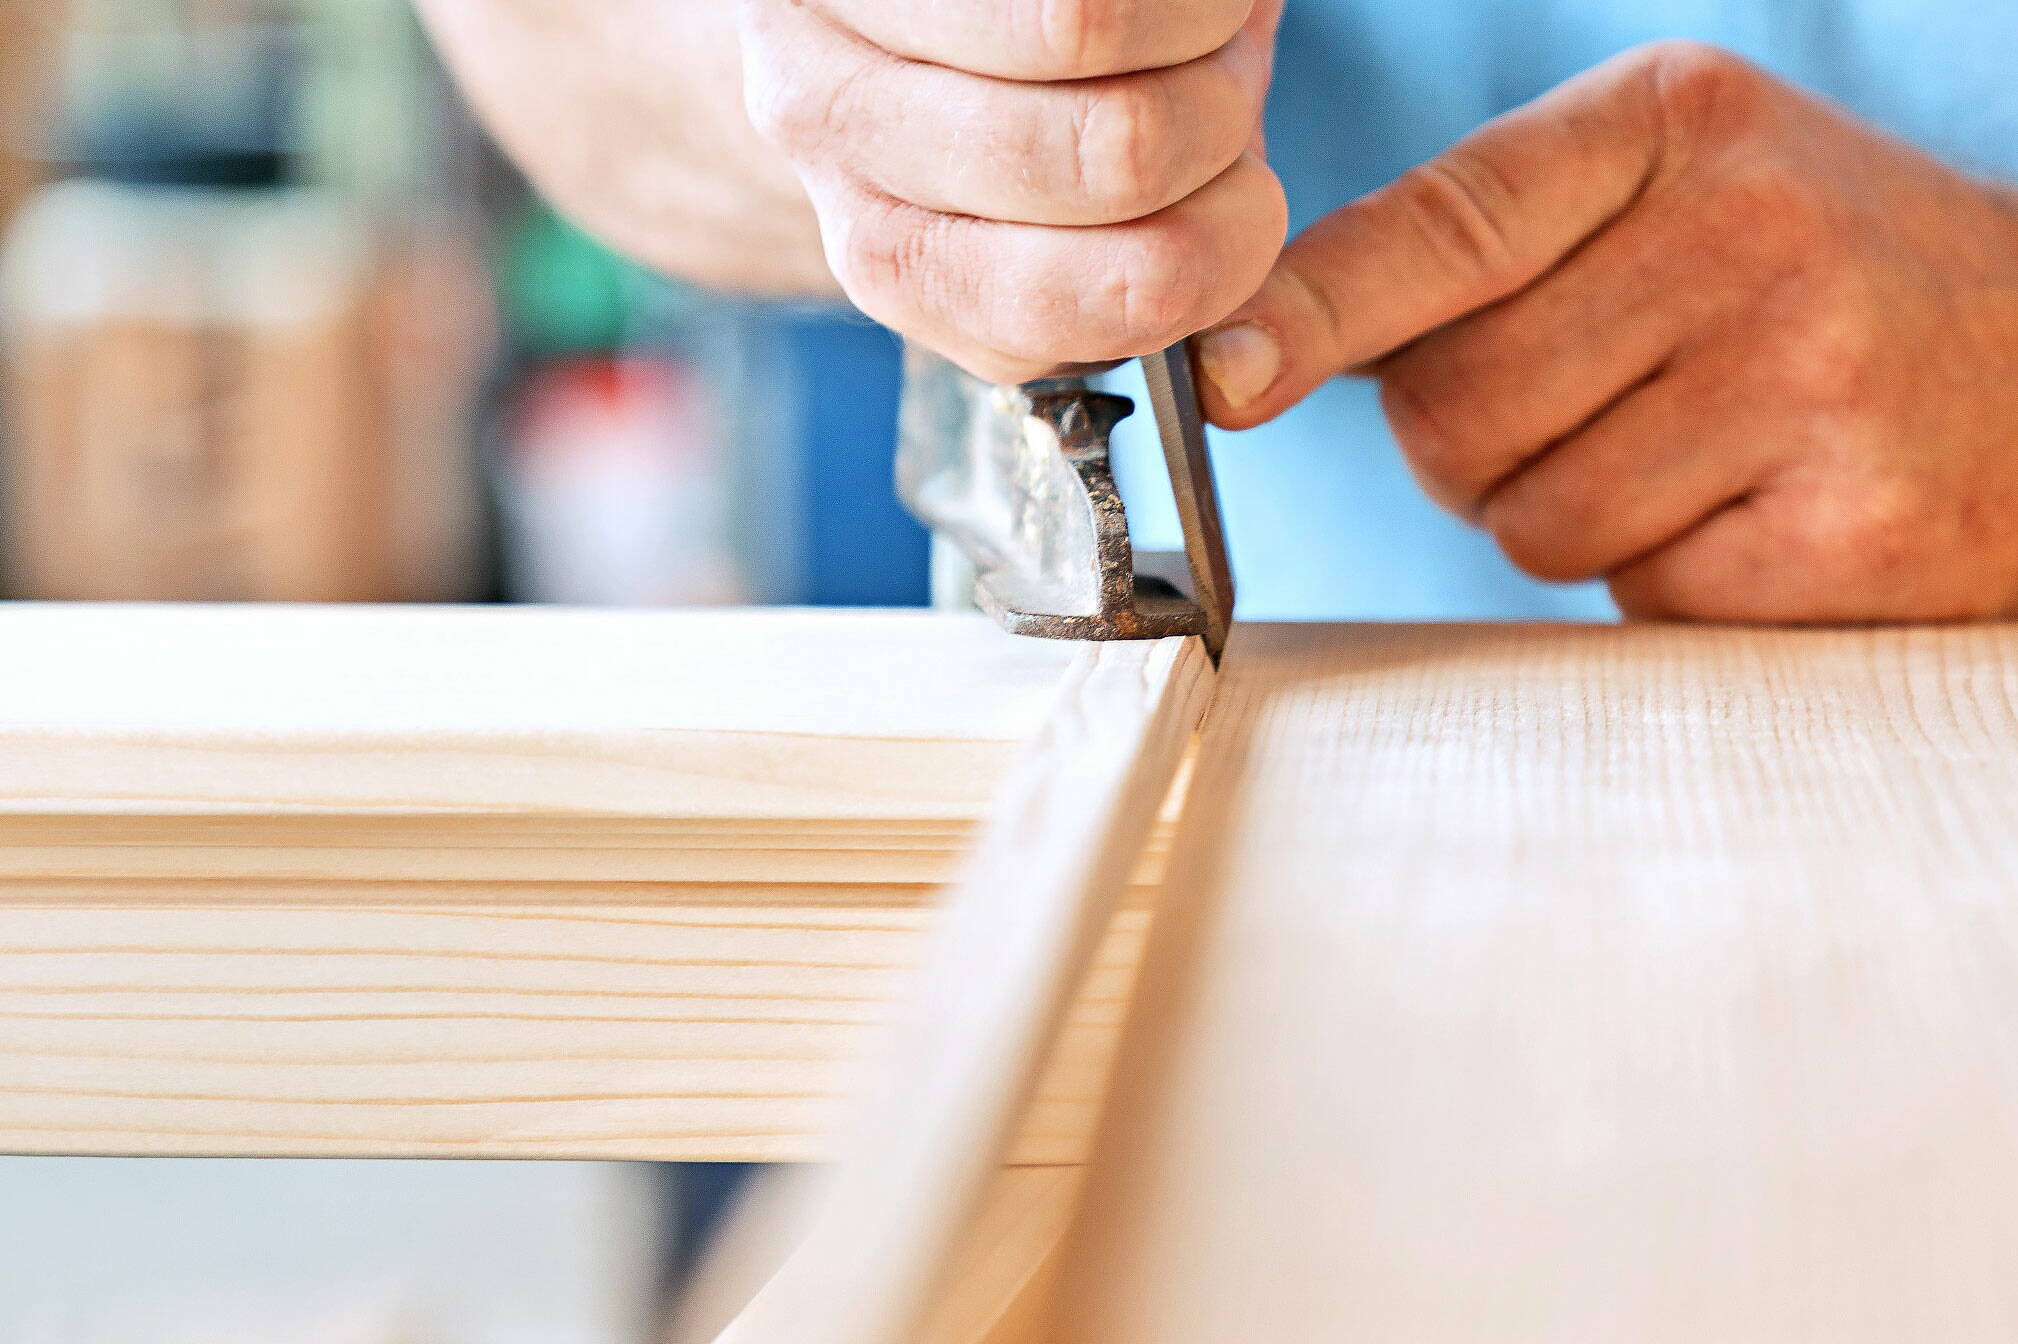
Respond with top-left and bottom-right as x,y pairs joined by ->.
0,0 -> 929,614
0,1 -> 915,1339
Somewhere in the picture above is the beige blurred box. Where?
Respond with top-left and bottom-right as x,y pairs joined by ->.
0,179 -> 486,602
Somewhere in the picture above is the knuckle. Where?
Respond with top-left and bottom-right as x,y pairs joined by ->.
1771,288 -> 1882,410
739,67 -> 799,147
1487,498 -> 1586,582
1070,223 -> 1209,353
1068,81 -> 1182,219
1485,486 -> 1590,581
829,196 -> 941,311
1114,231 -> 1206,347
1482,464 -> 1602,583
1031,0 -> 1128,78
1391,151 -> 1521,281
1795,477 -> 1921,584
961,350 -> 1052,385
1504,538 -> 1589,585
745,61 -> 850,158
1021,0 -> 1245,78
1850,486 -> 1922,577
1635,39 -> 1768,141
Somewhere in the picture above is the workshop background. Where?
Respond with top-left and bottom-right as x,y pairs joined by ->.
0,2 -> 874,1341
0,0 -> 929,615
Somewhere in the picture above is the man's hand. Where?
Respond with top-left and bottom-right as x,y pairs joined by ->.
1199,42 -> 2018,621
420,0 -> 836,295
739,0 -> 1289,383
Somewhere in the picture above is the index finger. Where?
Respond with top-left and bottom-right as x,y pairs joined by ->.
1195,41 -> 1706,427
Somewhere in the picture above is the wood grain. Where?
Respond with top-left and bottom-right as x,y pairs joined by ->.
0,604 -> 1073,823
0,899 -> 1148,1162
0,605 -> 1105,1160
1051,622 -> 2018,1343
21,605 -> 2018,1230
711,636 -> 1211,1344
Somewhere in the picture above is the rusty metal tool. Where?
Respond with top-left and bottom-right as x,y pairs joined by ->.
896,341 -> 1235,661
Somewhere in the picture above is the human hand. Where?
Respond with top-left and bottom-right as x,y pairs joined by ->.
1198,42 -> 2018,621
739,0 -> 1289,383
419,0 -> 837,295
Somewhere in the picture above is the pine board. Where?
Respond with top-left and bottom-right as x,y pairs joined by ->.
0,898 -> 1148,1161
17,608 -> 2018,1211
711,636 -> 1211,1344
1050,622 -> 2018,1343
0,604 -> 1113,1160
0,604 -> 1073,825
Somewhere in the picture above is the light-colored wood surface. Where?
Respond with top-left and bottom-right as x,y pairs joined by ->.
0,604 -> 1132,1161
0,898 -> 1147,1162
1050,622 -> 2018,1343
711,637 -> 1210,1344
18,606 -> 2018,1228
0,604 -> 1071,824
670,1166 -> 1082,1344
914,1165 -> 1083,1344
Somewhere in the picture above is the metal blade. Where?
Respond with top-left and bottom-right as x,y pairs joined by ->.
1140,340 -> 1235,660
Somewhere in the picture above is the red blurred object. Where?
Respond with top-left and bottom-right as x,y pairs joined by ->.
501,354 -> 746,606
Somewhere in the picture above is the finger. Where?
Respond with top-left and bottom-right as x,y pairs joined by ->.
1193,44 -> 1676,427
1604,499 -> 1768,619
1610,474 -> 2005,623
1373,208 -> 1700,514
1475,362 -> 1778,584
1605,490 -> 1908,621
812,152 -> 1288,381
811,0 -> 1261,82
744,0 -> 1269,226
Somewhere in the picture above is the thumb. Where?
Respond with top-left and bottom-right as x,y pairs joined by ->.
1194,45 -> 1676,429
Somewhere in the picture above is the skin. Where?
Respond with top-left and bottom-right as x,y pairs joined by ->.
416,0 -> 832,294
419,6 -> 2018,622
1204,43 -> 2018,621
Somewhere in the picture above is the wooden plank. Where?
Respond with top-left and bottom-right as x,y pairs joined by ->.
22,607 -> 2015,1218
1050,622 -> 2018,1343
0,604 -> 1112,1160
709,636 -> 1211,1344
0,605 -> 1073,823
0,899 -> 1150,1162
0,604 -> 1091,893
671,1160 -> 1083,1344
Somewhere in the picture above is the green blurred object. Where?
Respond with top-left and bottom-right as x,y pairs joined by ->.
502,203 -> 701,357
504,205 -> 636,356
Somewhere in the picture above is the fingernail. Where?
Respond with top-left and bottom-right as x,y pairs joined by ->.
1197,322 -> 1281,411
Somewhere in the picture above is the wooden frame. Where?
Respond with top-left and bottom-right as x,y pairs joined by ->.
689,620 -> 2018,1344
0,603 -> 1135,1161
15,605 -> 2018,1341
